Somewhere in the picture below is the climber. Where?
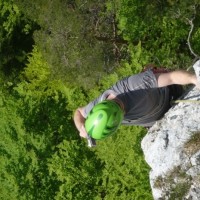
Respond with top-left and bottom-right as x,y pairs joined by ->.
74,60 -> 200,140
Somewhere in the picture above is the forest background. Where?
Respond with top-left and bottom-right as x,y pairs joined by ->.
1,0 -> 200,200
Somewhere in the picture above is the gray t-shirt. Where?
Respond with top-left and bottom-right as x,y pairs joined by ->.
83,70 -> 170,127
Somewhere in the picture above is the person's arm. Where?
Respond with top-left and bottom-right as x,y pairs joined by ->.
73,107 -> 88,138
155,70 -> 197,87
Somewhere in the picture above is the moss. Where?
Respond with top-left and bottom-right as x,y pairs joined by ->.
153,166 -> 191,199
154,166 -> 188,189
184,132 -> 200,155
153,175 -> 164,188
169,182 -> 190,200
153,131 -> 200,199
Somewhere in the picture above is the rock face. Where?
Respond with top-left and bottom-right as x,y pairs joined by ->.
141,87 -> 200,200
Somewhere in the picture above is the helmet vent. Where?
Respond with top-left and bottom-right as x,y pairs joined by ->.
85,100 -> 123,139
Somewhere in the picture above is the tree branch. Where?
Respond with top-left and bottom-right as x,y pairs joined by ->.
186,17 -> 199,59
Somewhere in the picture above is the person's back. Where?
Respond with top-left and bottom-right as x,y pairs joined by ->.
74,62 -> 199,139
84,70 -> 182,127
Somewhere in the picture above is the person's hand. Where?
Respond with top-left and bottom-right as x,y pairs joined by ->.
79,125 -> 88,138
79,124 -> 96,147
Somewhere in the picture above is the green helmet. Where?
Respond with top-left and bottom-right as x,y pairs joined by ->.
85,100 -> 123,140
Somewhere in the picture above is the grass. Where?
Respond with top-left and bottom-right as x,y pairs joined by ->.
153,166 -> 191,199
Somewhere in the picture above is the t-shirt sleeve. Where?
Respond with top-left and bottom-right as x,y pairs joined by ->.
111,69 -> 158,93
83,98 -> 100,118
82,90 -> 115,118
127,69 -> 158,90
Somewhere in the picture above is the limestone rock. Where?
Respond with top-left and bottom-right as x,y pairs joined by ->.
141,87 -> 200,199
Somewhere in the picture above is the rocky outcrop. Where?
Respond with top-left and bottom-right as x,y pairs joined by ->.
141,86 -> 200,200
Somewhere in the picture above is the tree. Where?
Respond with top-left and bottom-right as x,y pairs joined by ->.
15,0 -> 126,88
117,0 -> 200,68
0,0 -> 38,78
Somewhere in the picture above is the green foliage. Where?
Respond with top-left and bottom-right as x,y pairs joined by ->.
3,0 -> 200,199
0,46 -> 103,200
117,0 -> 200,68
15,0 -> 124,88
0,0 -> 38,78
23,47 -> 50,81
0,0 -> 20,37
0,91 -> 25,200
47,140 -> 102,200
0,38 -> 152,200
191,27 -> 200,56
118,42 -> 149,76
95,126 -> 152,199
98,41 -> 150,93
